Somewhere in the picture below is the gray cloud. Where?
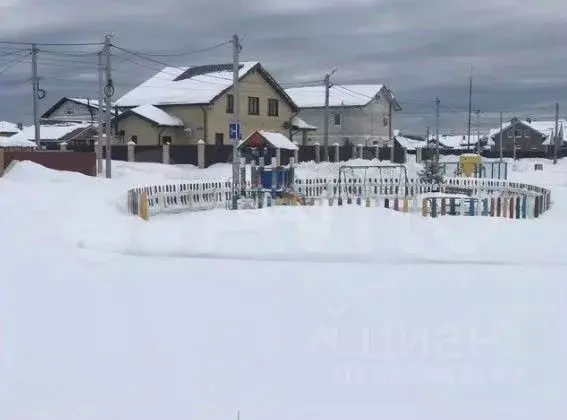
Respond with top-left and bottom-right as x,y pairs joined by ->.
0,0 -> 565,133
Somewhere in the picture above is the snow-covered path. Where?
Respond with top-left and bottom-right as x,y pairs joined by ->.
1,157 -> 566,420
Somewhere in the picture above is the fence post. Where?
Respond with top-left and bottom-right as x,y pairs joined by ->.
162,142 -> 170,164
314,142 -> 321,163
357,144 -> 364,159
197,139 -> 205,169
59,142 -> 67,151
127,141 -> 135,162
240,157 -> 246,196
140,191 -> 149,221
276,147 -> 281,167
334,143 -> 340,163
293,141 -> 299,163
352,143 -> 357,159
374,144 -> 380,161
288,157 -> 295,187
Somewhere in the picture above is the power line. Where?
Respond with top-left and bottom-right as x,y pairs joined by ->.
37,49 -> 99,56
114,40 -> 231,57
0,54 -> 29,75
0,41 -> 103,46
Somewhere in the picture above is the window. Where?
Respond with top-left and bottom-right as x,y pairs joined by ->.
267,98 -> 279,117
130,135 -> 138,143
215,132 -> 224,146
248,96 -> 260,115
162,136 -> 172,144
226,94 -> 234,113
334,113 -> 341,126
507,130 -> 513,138
524,130 -> 531,138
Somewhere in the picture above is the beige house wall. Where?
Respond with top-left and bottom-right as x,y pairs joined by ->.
117,116 -> 182,146
207,70 -> 294,144
158,105 -> 206,144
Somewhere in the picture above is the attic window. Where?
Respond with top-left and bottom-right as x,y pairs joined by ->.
174,64 -> 243,81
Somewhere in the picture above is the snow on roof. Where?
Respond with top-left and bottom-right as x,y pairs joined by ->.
8,122 -> 92,143
259,131 -> 298,150
0,136 -> 36,148
69,98 -> 101,108
285,84 -> 384,108
130,105 -> 184,126
395,136 -> 425,151
429,134 -> 487,149
490,120 -> 567,144
291,115 -> 317,130
115,62 -> 259,107
240,130 -> 298,150
0,121 -> 21,133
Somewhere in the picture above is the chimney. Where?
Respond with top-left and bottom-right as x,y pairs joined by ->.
526,117 -> 532,123
17,122 -> 23,131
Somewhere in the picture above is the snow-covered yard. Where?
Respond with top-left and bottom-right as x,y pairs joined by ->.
1,156 -> 566,420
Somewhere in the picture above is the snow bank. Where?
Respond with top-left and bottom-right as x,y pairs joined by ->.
1,157 -> 567,420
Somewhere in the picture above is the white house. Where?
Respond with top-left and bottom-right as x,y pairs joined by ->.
285,84 -> 401,146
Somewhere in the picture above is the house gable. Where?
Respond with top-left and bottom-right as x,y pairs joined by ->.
42,97 -> 99,121
209,63 -> 298,112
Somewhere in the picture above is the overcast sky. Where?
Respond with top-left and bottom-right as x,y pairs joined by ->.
1,0 -> 565,134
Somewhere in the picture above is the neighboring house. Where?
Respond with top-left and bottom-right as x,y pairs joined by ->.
9,122 -> 98,149
435,134 -> 490,150
284,84 -> 402,146
489,118 -> 566,152
114,62 -> 299,146
0,121 -> 22,137
41,97 -> 118,123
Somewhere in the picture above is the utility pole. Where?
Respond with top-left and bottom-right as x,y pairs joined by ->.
512,117 -> 517,161
323,73 -> 331,162
435,97 -> 440,160
499,111 -> 503,163
389,101 -> 394,162
103,34 -> 114,178
231,33 -> 241,210
426,126 -> 430,147
554,102 -> 559,164
475,108 -> 481,153
97,51 -> 104,175
467,71 -> 472,150
31,44 -> 40,149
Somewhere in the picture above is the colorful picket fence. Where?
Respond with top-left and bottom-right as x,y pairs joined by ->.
126,176 -> 551,220
421,194 -> 549,219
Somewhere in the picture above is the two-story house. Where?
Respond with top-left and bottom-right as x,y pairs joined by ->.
284,84 -> 401,146
113,62 -> 299,145
490,118 -> 566,152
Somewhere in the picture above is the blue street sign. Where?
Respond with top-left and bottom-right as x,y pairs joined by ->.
229,122 -> 241,141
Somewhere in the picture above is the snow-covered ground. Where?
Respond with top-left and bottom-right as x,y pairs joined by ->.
1,156 -> 566,420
